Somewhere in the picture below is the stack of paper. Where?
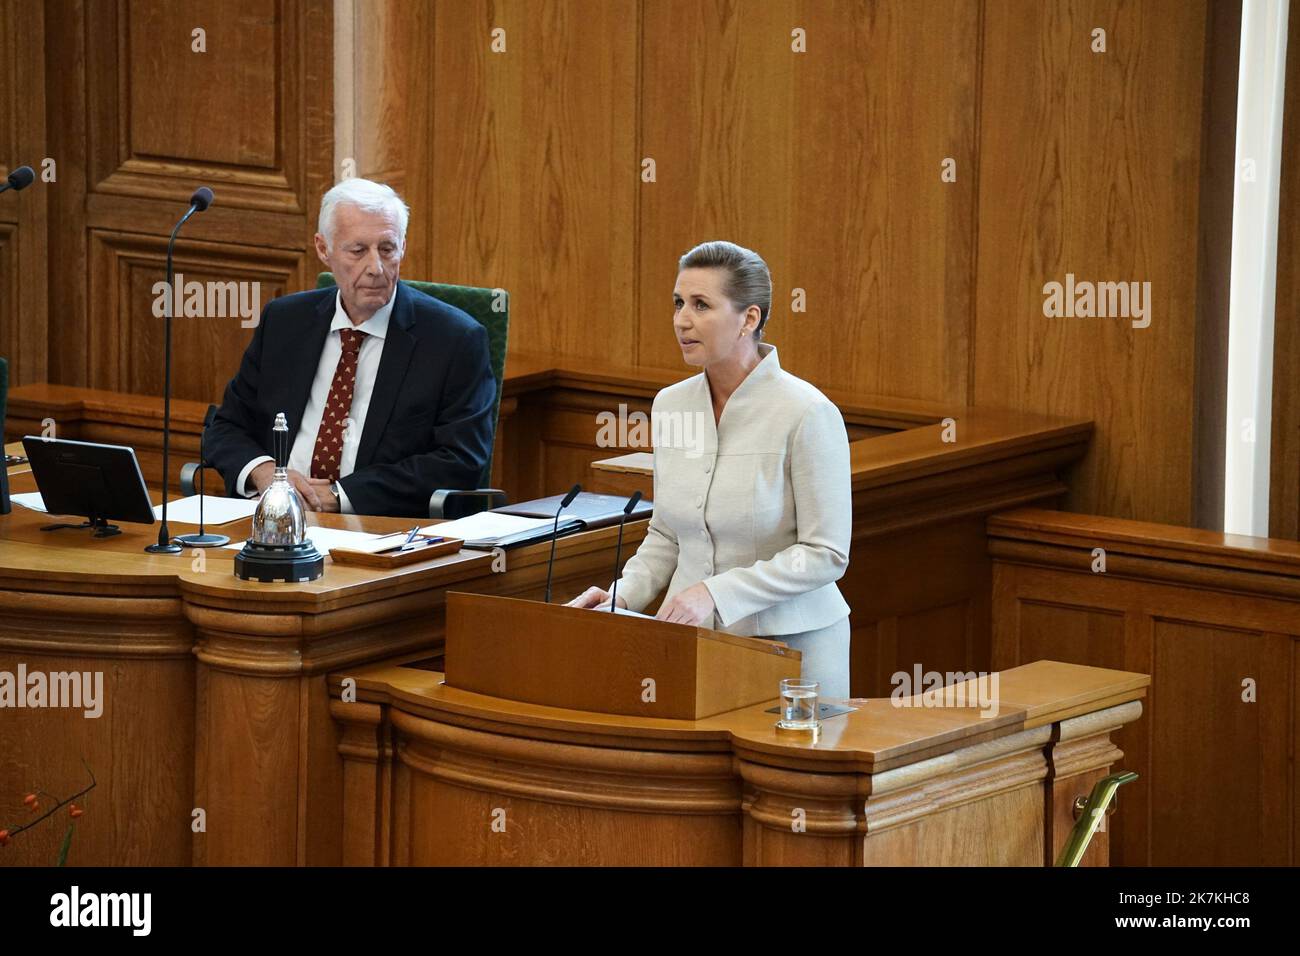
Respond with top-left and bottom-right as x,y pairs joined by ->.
420,511 -> 580,549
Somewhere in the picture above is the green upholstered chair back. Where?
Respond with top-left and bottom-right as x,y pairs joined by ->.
316,273 -> 509,488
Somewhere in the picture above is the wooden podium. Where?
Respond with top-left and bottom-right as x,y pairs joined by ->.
444,591 -> 801,719
331,594 -> 1150,867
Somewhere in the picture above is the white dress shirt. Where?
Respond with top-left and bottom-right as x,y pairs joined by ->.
236,288 -> 395,514
611,343 -> 852,637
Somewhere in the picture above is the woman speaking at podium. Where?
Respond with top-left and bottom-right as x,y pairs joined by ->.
567,241 -> 852,697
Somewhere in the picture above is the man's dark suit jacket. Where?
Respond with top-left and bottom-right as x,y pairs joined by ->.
206,282 -> 496,518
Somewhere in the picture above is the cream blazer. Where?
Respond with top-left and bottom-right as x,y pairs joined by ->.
612,343 -> 852,637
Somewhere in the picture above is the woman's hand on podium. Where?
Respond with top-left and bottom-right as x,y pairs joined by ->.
654,583 -> 715,626
566,587 -> 626,611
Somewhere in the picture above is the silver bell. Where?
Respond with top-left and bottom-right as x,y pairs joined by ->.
234,411 -> 324,583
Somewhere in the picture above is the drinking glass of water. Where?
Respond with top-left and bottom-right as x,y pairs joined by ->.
778,678 -> 819,731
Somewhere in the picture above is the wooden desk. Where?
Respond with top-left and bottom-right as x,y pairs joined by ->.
6,374 -> 1094,698
331,657 -> 1148,866
0,466 -> 646,866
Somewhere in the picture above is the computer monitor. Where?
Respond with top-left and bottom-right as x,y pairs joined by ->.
21,436 -> 156,537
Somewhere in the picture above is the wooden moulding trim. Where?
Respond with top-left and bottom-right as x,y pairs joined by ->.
851,415 -> 1090,469
736,763 -> 869,835
855,446 -> 1078,503
371,696 -> 736,755
1020,693 -> 1147,732
181,585 -> 449,637
1049,733 -> 1125,783
1047,702 -> 1140,780
392,711 -> 741,814
1056,701 -> 1143,746
0,593 -> 192,658
739,787 -> 865,835
0,566 -> 179,595
989,508 -> 1300,576
330,700 -> 387,762
851,478 -> 1068,541
6,386 -> 211,433
867,723 -> 1051,797
852,433 -> 1088,494
988,538 -> 1300,602
860,744 -> 1050,834
192,627 -> 438,677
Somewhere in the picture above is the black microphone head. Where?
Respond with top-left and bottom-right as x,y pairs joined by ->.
203,404 -> 219,428
190,186 -> 214,211
623,490 -> 643,514
6,165 -> 35,190
560,483 -> 582,508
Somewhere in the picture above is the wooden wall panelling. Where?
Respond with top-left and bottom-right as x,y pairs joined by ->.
87,230 -> 304,401
974,0 -> 1213,525
0,0 -> 49,386
344,0 -> 436,277
638,0 -> 979,402
1191,0 -> 1239,532
34,1 -> 1248,525
46,0 -> 333,405
1271,3 -> 1300,539
847,515 -> 992,699
990,507 -> 1300,866
425,0 -> 638,364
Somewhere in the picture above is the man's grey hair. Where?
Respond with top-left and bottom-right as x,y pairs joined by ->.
318,178 -> 410,250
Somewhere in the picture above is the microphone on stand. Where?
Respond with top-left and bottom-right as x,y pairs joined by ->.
146,186 -> 214,554
607,491 -> 642,612
174,405 -> 229,548
543,483 -> 582,603
0,165 -> 35,195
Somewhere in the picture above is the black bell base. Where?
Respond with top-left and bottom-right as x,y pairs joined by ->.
234,540 -> 324,583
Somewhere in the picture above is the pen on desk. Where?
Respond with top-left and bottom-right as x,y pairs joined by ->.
397,535 -> 445,553
402,525 -> 420,545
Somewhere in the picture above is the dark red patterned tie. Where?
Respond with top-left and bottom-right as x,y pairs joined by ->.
310,328 -> 367,482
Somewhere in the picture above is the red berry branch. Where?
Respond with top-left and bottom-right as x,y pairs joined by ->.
0,760 -> 96,850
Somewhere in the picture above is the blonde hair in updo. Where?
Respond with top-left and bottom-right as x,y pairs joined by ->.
678,240 -> 772,341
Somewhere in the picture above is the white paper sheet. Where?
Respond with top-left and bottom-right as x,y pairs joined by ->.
223,525 -> 383,552
153,495 -> 259,526
8,492 -> 47,513
420,511 -> 557,544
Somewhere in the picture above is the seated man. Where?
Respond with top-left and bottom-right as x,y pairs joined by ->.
206,178 -> 496,518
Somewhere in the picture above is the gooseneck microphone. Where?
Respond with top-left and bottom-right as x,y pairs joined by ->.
543,483 -> 582,603
607,491 -> 642,612
147,186 -> 215,554
0,165 -> 35,195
